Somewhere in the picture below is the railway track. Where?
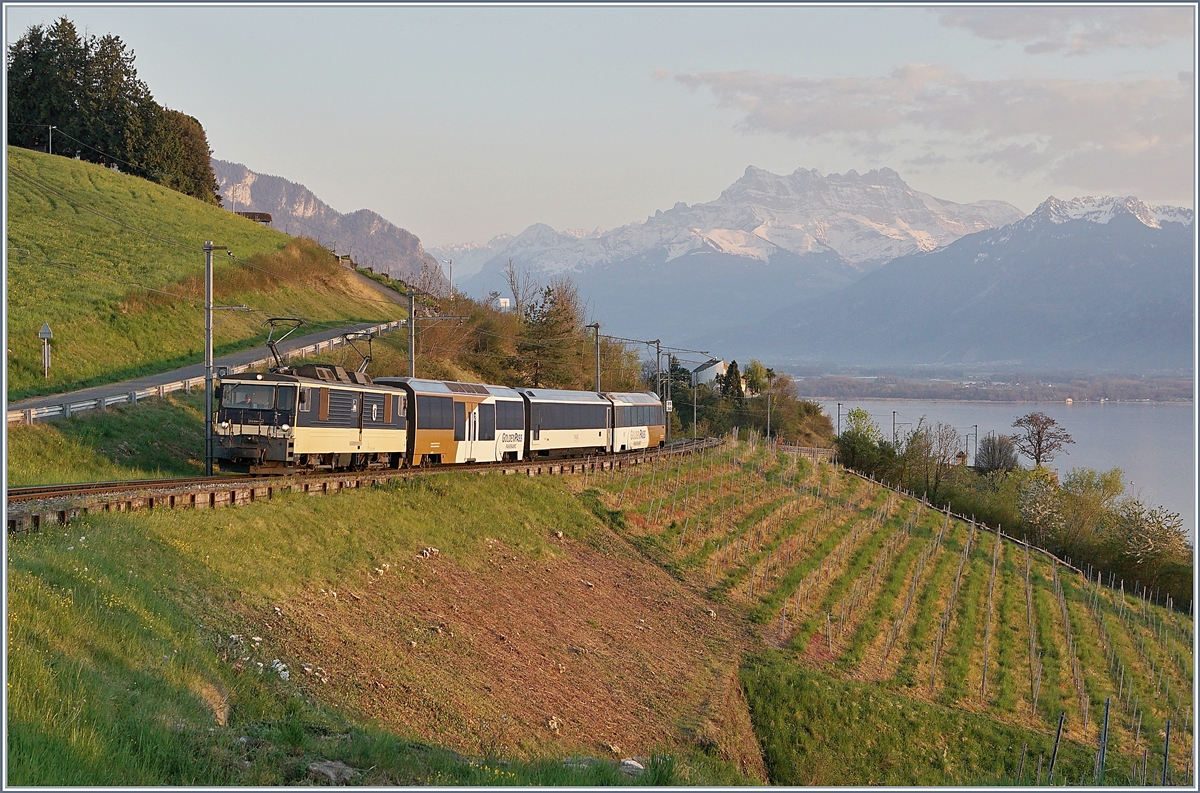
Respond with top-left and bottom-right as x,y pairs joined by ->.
7,438 -> 719,533
8,475 -> 261,504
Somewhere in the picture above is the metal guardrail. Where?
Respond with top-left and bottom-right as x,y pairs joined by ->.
7,320 -> 405,426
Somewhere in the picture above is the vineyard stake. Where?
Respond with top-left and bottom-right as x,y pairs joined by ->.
1047,711 -> 1065,782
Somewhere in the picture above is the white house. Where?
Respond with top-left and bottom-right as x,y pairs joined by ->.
692,359 -> 727,386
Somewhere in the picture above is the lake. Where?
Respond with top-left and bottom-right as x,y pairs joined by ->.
813,399 -> 1196,538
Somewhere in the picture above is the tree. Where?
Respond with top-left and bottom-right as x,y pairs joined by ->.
514,283 -> 579,387
1012,411 -> 1074,467
976,433 -> 1019,473
1018,467 -> 1063,548
503,258 -> 538,320
1056,467 -> 1124,562
7,17 -> 221,203
721,360 -> 745,403
742,359 -> 769,395
836,407 -> 884,473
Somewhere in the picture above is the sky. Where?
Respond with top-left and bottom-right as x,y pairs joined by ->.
5,4 -> 1196,247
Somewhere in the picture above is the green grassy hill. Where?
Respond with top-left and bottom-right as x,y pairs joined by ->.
6,146 -> 404,401
10,406 -> 1191,785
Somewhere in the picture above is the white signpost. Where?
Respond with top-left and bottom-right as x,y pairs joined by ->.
665,399 -> 673,413
38,322 -> 52,378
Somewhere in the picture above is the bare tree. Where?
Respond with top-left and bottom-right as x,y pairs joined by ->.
503,258 -> 538,320
928,421 -> 962,497
413,261 -> 447,298
1012,412 -> 1074,467
976,433 -> 1020,473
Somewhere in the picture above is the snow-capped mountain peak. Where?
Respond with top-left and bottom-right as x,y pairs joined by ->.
1031,196 -> 1194,228
434,165 -> 1027,280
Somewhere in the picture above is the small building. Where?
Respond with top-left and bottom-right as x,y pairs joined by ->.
692,359 -> 727,387
955,450 -> 969,466
235,211 -> 273,224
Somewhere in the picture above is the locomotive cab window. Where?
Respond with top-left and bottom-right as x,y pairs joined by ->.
277,386 -> 297,412
222,384 -> 275,410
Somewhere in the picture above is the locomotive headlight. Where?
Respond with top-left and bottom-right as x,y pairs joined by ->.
281,424 -> 290,432
219,421 -> 229,429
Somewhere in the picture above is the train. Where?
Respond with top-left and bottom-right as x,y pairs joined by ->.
212,363 -> 667,474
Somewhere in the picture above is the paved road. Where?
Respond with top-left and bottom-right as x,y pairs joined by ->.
9,321 -> 390,411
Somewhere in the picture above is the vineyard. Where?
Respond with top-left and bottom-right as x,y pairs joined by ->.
585,434 -> 1194,785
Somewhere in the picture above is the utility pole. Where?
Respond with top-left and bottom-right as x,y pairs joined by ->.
692,371 -> 698,440
588,322 -> 601,391
666,352 -> 673,442
654,340 -> 662,400
408,287 -> 416,377
442,258 -> 453,295
48,125 -> 56,155
766,373 -> 773,444
893,410 -> 897,446
973,424 -> 978,466
837,402 -> 842,437
203,241 -> 227,476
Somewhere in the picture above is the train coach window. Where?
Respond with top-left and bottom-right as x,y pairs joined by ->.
299,387 -> 311,412
496,400 -> 523,430
277,387 -> 297,412
453,401 -> 466,441
222,384 -> 275,410
417,395 -> 454,429
478,403 -> 496,441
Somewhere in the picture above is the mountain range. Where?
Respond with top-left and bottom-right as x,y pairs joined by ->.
444,167 -> 1028,345
722,195 -> 1194,372
211,157 -> 1192,374
211,159 -> 439,282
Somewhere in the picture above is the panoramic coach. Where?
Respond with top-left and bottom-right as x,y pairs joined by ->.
373,377 -> 525,465
516,387 -> 612,458
604,391 -> 666,451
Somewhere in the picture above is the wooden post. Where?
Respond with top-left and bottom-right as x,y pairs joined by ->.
1047,711 -> 1065,782
1161,720 -> 1171,785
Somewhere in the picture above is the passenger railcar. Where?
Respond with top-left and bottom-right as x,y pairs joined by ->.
372,378 -> 526,465
214,364 -> 407,474
604,391 -> 666,451
517,388 -> 611,458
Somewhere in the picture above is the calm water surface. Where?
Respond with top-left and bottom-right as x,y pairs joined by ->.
815,399 -> 1196,537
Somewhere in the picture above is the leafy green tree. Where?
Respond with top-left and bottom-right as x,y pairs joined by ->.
7,16 -> 220,204
514,284 -> 578,387
836,407 -> 884,473
742,359 -> 769,395
1017,468 -> 1063,548
721,360 -> 745,403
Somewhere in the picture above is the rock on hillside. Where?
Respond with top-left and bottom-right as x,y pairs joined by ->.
212,159 -> 439,283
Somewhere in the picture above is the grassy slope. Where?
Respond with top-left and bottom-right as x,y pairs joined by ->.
7,409 -> 1192,785
7,473 -> 757,786
6,146 -> 403,401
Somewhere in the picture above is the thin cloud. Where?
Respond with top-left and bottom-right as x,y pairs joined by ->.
673,65 -> 1193,200
935,7 -> 1192,56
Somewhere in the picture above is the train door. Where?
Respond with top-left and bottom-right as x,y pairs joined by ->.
468,407 -> 479,462
453,400 -> 467,462
356,391 -> 365,449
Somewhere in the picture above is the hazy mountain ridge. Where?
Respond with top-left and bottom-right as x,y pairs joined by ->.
211,159 -> 438,281
440,166 -> 1025,282
718,195 -> 1195,373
